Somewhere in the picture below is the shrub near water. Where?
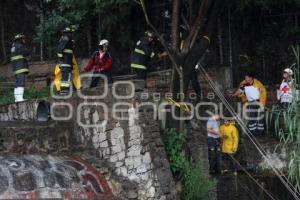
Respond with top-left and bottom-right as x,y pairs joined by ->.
268,45 -> 300,191
163,128 -> 216,200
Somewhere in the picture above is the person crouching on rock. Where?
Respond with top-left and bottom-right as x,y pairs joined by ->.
82,39 -> 113,88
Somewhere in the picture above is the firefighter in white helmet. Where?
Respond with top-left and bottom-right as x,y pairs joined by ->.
277,68 -> 295,107
83,39 -> 113,88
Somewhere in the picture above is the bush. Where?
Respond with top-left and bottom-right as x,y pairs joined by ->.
183,162 -> 216,200
24,85 -> 50,100
0,77 -> 50,105
163,128 -> 216,200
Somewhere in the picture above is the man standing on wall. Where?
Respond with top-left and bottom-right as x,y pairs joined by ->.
57,27 -> 75,94
131,30 -> 167,91
11,34 -> 30,102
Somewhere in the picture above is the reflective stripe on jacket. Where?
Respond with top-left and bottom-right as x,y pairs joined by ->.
57,35 -> 74,66
131,37 -> 155,70
10,42 -> 30,74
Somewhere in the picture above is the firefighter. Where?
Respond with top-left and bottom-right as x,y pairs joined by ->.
83,39 -> 113,88
11,34 -> 30,102
57,26 -> 75,94
231,72 -> 267,136
131,30 -> 166,90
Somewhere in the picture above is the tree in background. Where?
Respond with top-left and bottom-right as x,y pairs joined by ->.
33,0 -> 134,60
140,0 -> 224,133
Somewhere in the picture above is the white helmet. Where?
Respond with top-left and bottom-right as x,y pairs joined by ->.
99,39 -> 109,46
283,68 -> 293,76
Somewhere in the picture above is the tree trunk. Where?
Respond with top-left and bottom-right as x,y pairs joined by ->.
171,0 -> 180,50
87,22 -> 92,56
97,13 -> 101,41
172,0 -> 223,96
228,6 -> 233,87
0,2 -> 7,63
40,8 -> 44,61
217,16 -> 223,65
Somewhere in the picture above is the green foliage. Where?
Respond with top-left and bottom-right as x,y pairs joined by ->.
35,0 -> 94,56
24,85 -> 50,100
35,0 -> 135,57
182,162 -> 216,200
163,129 -> 216,200
288,150 -> 300,191
0,77 -> 14,105
267,44 -> 300,191
291,45 -> 300,86
234,0 -> 300,11
164,128 -> 187,174
0,76 -> 49,105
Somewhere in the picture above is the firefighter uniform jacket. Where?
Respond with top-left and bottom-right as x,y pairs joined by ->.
84,51 -> 112,72
131,37 -> 155,70
10,41 -> 30,74
57,35 -> 74,68
220,122 -> 239,154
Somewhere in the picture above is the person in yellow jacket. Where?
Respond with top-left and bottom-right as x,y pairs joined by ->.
220,119 -> 239,174
231,72 -> 267,136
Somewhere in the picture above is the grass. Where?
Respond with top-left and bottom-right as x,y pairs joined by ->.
163,128 -> 216,200
0,77 -> 50,105
267,44 -> 300,191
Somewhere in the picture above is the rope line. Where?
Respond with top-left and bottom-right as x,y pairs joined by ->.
230,154 -> 279,200
197,62 -> 300,199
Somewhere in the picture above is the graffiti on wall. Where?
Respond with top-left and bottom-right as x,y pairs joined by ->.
0,155 -> 113,199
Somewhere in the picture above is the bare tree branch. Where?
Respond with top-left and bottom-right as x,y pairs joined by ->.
182,0 -> 213,53
188,0 -> 194,24
133,0 -> 141,5
139,0 -> 182,78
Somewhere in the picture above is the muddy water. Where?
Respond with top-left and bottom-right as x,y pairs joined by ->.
217,174 -> 294,200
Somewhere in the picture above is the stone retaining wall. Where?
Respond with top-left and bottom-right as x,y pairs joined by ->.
75,88 -> 178,200
0,85 -> 178,200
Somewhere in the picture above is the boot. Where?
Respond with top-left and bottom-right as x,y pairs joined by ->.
14,87 -> 25,103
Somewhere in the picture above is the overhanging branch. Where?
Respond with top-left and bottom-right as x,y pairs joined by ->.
139,0 -> 182,78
